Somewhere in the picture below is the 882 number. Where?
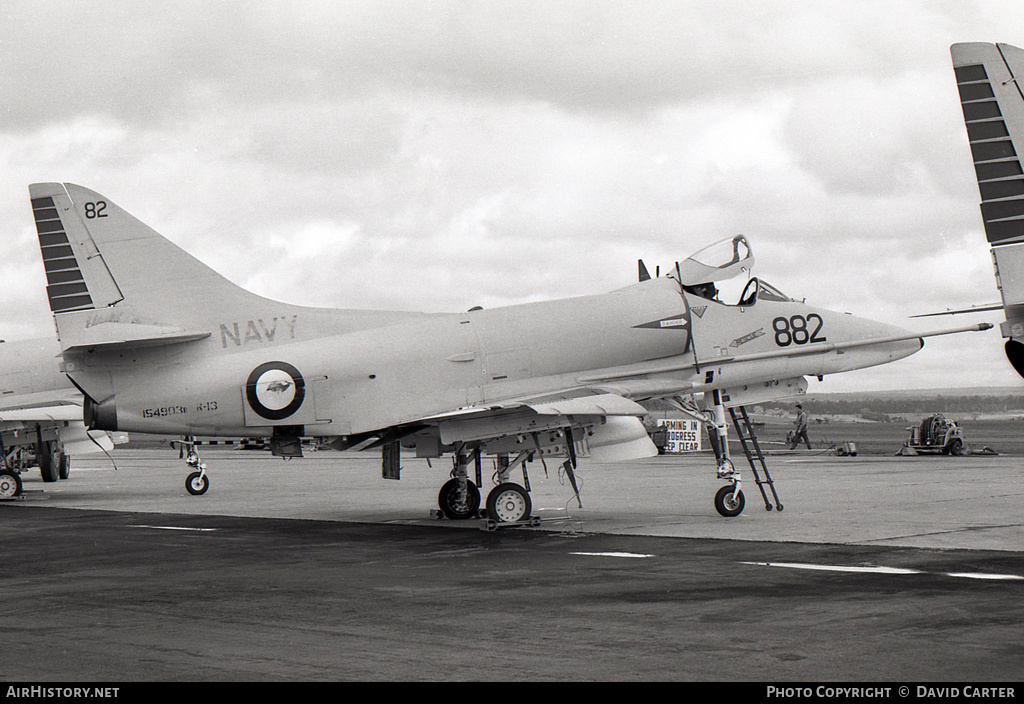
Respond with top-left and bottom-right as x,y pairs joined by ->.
772,314 -> 826,347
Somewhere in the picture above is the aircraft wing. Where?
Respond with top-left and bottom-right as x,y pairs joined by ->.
415,390 -> 649,423
910,304 -> 1004,318
344,388 -> 658,463
0,405 -> 82,423
0,403 -> 125,456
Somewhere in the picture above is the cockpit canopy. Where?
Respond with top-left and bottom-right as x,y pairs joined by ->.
656,235 -> 793,305
670,235 -> 753,286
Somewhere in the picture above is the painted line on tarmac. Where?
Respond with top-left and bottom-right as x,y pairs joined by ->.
741,561 -> 1024,581
130,525 -> 218,532
945,572 -> 1024,581
741,561 -> 922,575
571,552 -> 654,558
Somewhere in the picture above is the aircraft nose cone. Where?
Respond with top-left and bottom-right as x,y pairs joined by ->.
821,314 -> 923,376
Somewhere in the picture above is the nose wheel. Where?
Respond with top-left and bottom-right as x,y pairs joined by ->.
186,469 -> 209,495
184,449 -> 209,495
714,484 -> 745,517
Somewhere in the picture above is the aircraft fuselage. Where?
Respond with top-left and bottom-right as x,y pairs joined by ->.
66,276 -> 919,439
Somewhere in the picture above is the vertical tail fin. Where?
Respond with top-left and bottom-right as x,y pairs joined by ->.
951,43 -> 1024,377
28,182 -> 271,336
29,182 -> 430,358
27,181 -> 348,359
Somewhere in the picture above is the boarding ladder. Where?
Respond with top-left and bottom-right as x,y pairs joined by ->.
728,406 -> 783,512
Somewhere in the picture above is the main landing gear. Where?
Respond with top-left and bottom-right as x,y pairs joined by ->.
0,469 -> 22,500
0,432 -> 72,500
435,446 -> 544,529
36,428 -> 69,483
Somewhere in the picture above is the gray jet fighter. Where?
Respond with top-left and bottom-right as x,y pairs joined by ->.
27,183 -> 989,518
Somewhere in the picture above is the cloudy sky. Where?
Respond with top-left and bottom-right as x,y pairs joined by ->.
2,0 -> 1024,393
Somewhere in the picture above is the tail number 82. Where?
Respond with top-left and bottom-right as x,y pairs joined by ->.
772,314 -> 826,347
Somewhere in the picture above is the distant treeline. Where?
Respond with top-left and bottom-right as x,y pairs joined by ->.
763,395 -> 1024,416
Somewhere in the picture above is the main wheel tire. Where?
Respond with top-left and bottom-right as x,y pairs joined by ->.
714,485 -> 745,517
486,483 -> 532,524
186,471 -> 209,496
58,453 -> 71,480
0,470 -> 23,499
438,478 -> 480,520
947,438 -> 964,456
39,442 -> 58,483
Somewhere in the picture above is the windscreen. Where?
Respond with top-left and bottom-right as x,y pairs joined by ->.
756,280 -> 793,302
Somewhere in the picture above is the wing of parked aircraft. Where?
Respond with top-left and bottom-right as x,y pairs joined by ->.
0,337 -> 126,498
24,182 -> 991,518
950,42 -> 1024,378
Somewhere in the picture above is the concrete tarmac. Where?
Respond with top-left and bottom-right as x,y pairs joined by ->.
2,448 -> 1023,681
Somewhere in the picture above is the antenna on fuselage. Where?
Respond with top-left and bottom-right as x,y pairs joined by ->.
638,259 -> 651,282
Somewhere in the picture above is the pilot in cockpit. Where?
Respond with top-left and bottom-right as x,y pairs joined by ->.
684,282 -> 718,301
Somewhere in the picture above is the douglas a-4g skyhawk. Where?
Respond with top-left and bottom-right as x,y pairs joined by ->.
27,183 -> 989,521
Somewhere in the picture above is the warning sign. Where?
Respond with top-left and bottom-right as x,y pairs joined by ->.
656,419 -> 702,453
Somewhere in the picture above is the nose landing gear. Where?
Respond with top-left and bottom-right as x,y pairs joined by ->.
173,438 -> 210,496
185,449 -> 209,495
667,390 -> 781,518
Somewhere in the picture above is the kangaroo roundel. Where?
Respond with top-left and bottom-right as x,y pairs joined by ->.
246,362 -> 306,420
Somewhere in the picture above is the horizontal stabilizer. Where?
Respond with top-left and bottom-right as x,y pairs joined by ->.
58,320 -> 211,352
